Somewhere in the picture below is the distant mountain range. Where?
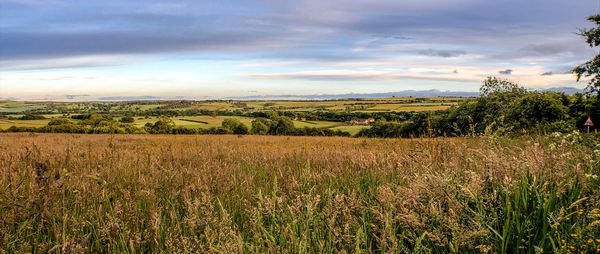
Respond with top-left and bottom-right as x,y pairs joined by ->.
537,87 -> 583,95
4,87 -> 585,102
225,87 -> 584,100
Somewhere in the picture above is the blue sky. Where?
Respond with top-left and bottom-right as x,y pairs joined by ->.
0,0 -> 597,100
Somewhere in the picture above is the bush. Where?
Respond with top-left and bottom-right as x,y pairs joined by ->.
148,116 -> 175,134
269,116 -> 295,135
221,118 -> 249,134
8,114 -> 46,120
120,116 -> 135,123
47,118 -> 71,126
251,118 -> 271,135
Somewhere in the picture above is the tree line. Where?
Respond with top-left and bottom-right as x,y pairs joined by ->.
357,77 -> 599,138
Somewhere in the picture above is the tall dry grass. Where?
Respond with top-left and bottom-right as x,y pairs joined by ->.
0,133 -> 598,253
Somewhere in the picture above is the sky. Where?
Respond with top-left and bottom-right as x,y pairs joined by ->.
0,0 -> 598,100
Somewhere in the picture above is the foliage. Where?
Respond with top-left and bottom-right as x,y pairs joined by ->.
47,118 -> 72,126
479,76 -> 526,97
7,113 -> 46,120
359,77 -> 598,138
119,116 -> 135,123
148,116 -> 175,134
250,118 -> 271,135
573,14 -> 600,94
221,118 -> 249,134
267,115 -> 296,135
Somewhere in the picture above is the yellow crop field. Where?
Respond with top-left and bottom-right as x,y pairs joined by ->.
1,133 -> 598,253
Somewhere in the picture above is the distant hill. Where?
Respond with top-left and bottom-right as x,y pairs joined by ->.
4,87 -> 585,102
226,87 -> 584,100
539,87 -> 583,95
227,90 -> 480,100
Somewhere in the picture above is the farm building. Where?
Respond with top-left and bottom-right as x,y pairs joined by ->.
347,118 -> 375,125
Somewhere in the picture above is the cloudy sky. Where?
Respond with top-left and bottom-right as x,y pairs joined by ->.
0,0 -> 598,100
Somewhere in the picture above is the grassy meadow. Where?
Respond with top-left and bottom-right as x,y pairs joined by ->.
1,133 -> 599,253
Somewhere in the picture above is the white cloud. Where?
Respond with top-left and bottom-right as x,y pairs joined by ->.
0,54 -> 138,71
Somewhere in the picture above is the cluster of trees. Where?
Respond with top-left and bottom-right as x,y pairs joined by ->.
247,114 -> 350,136
358,77 -> 599,138
143,114 -> 350,136
7,114 -> 46,120
5,114 -> 145,134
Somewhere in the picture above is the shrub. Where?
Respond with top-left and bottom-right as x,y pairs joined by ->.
120,116 -> 135,123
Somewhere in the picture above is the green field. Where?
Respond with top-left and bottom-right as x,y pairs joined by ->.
0,118 -> 50,129
0,101 -> 46,113
133,116 -> 254,129
0,98 -> 462,132
0,97 -> 464,115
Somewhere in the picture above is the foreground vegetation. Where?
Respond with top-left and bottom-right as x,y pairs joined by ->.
1,133 -> 599,253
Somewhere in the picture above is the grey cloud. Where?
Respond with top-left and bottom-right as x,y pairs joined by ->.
97,96 -> 187,101
245,72 -> 479,82
541,72 -> 553,76
522,43 -> 569,55
499,69 -> 513,75
418,49 -> 466,58
0,30 -> 287,61
0,0 -> 596,69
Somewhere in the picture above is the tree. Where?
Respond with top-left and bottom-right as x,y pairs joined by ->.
150,116 -> 175,134
251,118 -> 271,135
221,118 -> 249,134
479,77 -> 526,98
47,118 -> 71,126
269,116 -> 295,135
120,116 -> 134,123
573,14 -> 600,94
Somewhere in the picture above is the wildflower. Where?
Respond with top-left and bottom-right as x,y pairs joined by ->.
588,239 -> 593,243
570,246 -> 574,249
571,233 -> 577,237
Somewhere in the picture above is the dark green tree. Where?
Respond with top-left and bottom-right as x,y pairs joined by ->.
479,77 -> 526,98
150,116 -> 175,134
268,116 -> 295,135
47,118 -> 71,126
250,118 -> 271,135
119,116 -> 135,123
573,14 -> 600,93
221,118 -> 249,134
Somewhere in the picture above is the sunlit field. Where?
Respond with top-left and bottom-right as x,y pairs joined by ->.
1,133 -> 599,253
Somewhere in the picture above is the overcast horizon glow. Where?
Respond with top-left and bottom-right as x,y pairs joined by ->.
0,0 -> 598,101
